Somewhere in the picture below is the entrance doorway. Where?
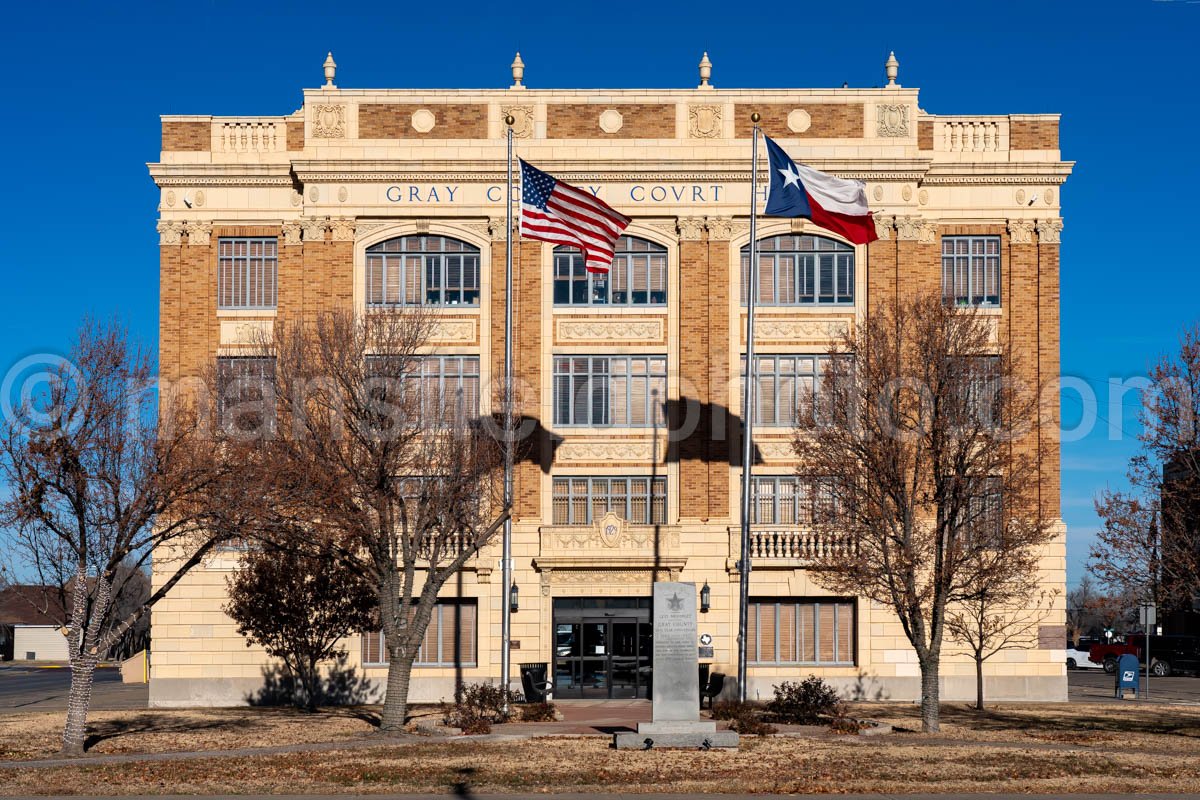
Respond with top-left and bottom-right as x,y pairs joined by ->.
553,597 -> 651,699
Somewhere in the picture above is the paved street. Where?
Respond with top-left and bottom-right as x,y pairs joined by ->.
0,664 -> 147,712
1068,666 -> 1200,705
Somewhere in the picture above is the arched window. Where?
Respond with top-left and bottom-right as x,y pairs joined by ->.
554,236 -> 667,306
366,235 -> 480,307
741,234 -> 854,306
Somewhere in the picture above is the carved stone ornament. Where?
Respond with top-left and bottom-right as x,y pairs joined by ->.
411,109 -> 436,133
1015,188 -> 1027,205
157,220 -> 184,246
677,217 -> 705,240
429,319 -> 476,344
330,218 -> 356,241
503,105 -> 534,138
291,190 -> 302,207
557,319 -> 664,343
644,219 -> 681,241
1036,218 -> 1063,244
876,104 -> 910,137
281,221 -> 303,246
901,185 -> 913,202
599,109 -> 624,134
688,104 -> 722,138
1044,187 -> 1056,206
873,214 -> 895,241
705,217 -> 735,241
556,440 -> 660,463
488,216 -> 515,241
1007,219 -> 1035,244
598,511 -> 625,547
312,104 -> 346,139
165,190 -> 176,207
186,221 -> 212,246
750,319 -> 849,343
756,440 -> 798,461
301,218 -> 328,242
787,108 -> 811,133
307,185 -> 320,203
337,185 -> 349,203
918,189 -> 929,206
872,184 -> 883,203
895,215 -> 935,242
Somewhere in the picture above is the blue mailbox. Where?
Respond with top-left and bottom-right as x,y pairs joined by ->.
1115,653 -> 1140,698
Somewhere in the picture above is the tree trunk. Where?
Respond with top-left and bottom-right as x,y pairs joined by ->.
974,653 -> 984,711
380,647 -> 415,732
61,655 -> 98,756
918,656 -> 940,733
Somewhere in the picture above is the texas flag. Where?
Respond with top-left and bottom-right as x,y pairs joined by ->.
763,135 -> 878,245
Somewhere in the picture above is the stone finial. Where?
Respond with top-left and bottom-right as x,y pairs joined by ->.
511,52 -> 525,89
885,51 -> 899,88
323,52 -> 337,88
698,52 -> 713,89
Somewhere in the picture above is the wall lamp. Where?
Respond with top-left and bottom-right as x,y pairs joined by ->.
509,582 -> 519,614
700,581 -> 711,613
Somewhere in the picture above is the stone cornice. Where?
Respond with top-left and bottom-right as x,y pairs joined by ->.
147,163 -> 295,188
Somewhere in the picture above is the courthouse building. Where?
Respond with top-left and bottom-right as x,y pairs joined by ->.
148,53 -> 1071,706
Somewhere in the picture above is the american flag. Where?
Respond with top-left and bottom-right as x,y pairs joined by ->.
519,159 -> 630,273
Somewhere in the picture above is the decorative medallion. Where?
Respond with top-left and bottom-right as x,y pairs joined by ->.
598,511 -> 624,548
901,185 -> 913,202
688,104 -> 722,138
599,109 -> 624,134
290,190 -> 302,207
787,108 -> 811,133
1015,188 -> 1027,205
872,185 -> 883,202
307,185 -> 320,203
337,185 -> 348,203
411,108 -> 436,133
165,190 -> 176,207
1044,187 -> 1055,205
502,105 -> 534,138
193,190 -> 205,208
312,104 -> 346,139
876,104 -> 910,137
918,189 -> 929,206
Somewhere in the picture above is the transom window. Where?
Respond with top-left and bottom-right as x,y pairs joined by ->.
553,356 -> 667,427
554,236 -> 667,306
741,235 -> 854,306
747,599 -> 855,665
218,238 -> 277,309
749,476 -> 842,525
741,354 -> 838,427
552,476 -> 667,525
366,235 -> 480,307
942,236 -> 1001,307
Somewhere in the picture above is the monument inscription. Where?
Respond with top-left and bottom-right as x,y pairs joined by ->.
652,582 -> 700,722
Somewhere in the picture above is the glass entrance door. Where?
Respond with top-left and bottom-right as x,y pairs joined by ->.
553,598 -> 652,699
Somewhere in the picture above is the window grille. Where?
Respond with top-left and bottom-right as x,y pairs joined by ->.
553,236 -> 667,306
942,236 -> 1001,307
552,355 -> 667,427
741,234 -> 854,306
746,599 -> 855,665
551,476 -> 667,525
215,356 -> 275,434
366,236 -> 480,307
218,238 -> 278,309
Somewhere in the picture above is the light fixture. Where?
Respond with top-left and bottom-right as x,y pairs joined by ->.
509,583 -> 519,614
700,581 -> 711,613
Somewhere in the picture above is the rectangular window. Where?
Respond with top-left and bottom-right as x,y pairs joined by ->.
216,356 -> 275,434
367,355 -> 480,426
749,475 -> 842,525
948,356 -> 1002,428
552,476 -> 667,525
962,476 -> 1003,547
361,601 -> 477,667
218,238 -> 278,310
746,599 -> 855,665
554,238 -> 667,306
553,356 -> 667,427
942,236 -> 1001,307
740,354 -> 840,427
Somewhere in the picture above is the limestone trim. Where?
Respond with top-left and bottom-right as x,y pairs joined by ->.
677,217 -> 705,241
740,318 -> 851,344
281,221 -> 302,245
875,104 -> 910,137
896,216 -> 937,243
330,218 -> 356,241
428,319 -> 478,344
301,218 -> 329,242
186,222 -> 212,246
555,318 -> 665,343
1007,219 -> 1036,244
312,104 -> 347,139
705,217 -> 736,241
502,105 -> 534,138
873,214 -> 895,241
555,439 -> 666,463
157,220 -> 184,245
1036,218 -> 1063,244
688,104 -> 723,138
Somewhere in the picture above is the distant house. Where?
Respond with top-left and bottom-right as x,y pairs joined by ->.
0,586 -> 67,661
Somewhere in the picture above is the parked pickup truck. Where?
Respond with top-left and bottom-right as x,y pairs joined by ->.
1088,641 -> 1138,674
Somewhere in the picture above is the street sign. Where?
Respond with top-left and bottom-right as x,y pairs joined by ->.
1139,603 -> 1157,626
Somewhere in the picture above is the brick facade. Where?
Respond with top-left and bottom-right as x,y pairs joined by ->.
161,120 -> 209,152
359,103 -> 488,139
1010,118 -> 1060,150
546,103 -> 675,138
734,103 -> 864,138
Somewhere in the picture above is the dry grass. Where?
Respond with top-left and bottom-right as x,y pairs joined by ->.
0,707 -> 379,761
2,702 -> 1200,795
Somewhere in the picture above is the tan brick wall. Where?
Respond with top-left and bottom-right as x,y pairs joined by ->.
705,238 -> 730,519
1010,119 -> 1058,150
1038,239 -> 1061,518
359,104 -> 488,139
286,119 -> 304,151
734,104 -> 863,138
159,245 -> 182,382
1007,231 -> 1044,517
178,238 -> 218,378
547,104 -> 674,139
918,120 -> 934,150
162,121 -> 209,152
678,238 -> 711,518
866,235 -> 898,316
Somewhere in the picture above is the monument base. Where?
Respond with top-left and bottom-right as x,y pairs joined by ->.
614,721 -> 739,750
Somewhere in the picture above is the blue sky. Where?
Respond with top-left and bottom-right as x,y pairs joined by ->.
2,0 -> 1198,586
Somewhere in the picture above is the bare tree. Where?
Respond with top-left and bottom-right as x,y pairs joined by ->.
225,536 -> 377,711
240,309 -> 508,731
0,319 -> 251,755
794,292 -> 1055,732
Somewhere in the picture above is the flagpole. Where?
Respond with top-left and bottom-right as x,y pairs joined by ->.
737,113 -> 762,704
501,115 -> 515,708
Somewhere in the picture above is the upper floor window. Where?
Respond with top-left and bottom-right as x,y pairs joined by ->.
552,476 -> 667,525
366,354 -> 480,427
942,236 -> 1000,307
948,356 -> 1002,429
554,236 -> 667,306
218,238 -> 277,310
961,475 -> 1003,546
553,355 -> 667,427
216,356 -> 275,435
749,475 -> 842,525
741,235 -> 854,306
741,354 -> 839,427
366,235 -> 480,307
